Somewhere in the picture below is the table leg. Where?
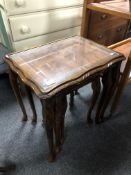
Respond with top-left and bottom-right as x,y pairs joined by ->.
95,62 -> 121,123
41,98 -> 56,162
99,62 -> 121,121
54,95 -> 67,153
69,90 -> 79,109
110,58 -> 131,114
9,69 -> 28,121
0,161 -> 15,172
69,91 -> 75,109
75,90 -> 79,95
95,70 -> 110,123
24,85 -> 37,123
0,166 -> 8,172
87,77 -> 101,124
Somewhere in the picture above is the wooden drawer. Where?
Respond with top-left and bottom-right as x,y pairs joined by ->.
9,7 -> 82,42
88,11 -> 128,32
5,0 -> 83,15
13,26 -> 80,51
88,23 -> 128,46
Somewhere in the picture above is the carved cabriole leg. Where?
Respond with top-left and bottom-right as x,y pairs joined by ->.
54,95 -> 67,153
9,69 -> 28,121
110,60 -> 131,114
0,163 -> 15,172
70,90 -> 79,109
95,62 -> 121,123
24,85 -> 37,123
75,90 -> 79,95
60,116 -> 65,145
87,77 -> 101,124
69,91 -> 75,109
41,98 -> 55,162
95,70 -> 111,123
99,62 -> 121,121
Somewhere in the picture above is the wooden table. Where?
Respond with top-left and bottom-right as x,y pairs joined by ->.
4,36 -> 124,162
108,37 -> 131,113
81,0 -> 131,45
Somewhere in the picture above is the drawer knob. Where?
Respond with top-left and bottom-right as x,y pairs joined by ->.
15,0 -> 25,7
101,14 -> 107,20
97,34 -> 103,39
117,27 -> 122,32
20,25 -> 30,34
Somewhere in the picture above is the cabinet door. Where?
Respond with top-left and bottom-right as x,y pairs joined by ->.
5,0 -> 83,15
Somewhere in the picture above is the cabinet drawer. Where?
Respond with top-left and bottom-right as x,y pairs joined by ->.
89,11 -> 128,32
9,7 -> 82,42
5,0 -> 83,15
88,24 -> 128,46
13,26 -> 80,51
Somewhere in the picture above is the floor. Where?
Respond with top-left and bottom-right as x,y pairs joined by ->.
0,74 -> 131,175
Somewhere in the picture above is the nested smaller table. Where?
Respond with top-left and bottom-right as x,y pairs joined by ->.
4,36 -> 124,162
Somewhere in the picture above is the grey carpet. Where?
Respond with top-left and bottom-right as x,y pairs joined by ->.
0,74 -> 131,175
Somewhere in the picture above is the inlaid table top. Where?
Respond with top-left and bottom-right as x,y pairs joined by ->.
87,0 -> 131,19
4,36 -> 124,99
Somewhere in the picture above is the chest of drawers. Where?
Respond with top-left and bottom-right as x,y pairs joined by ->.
87,10 -> 129,45
81,0 -> 131,46
0,0 -> 83,51
5,0 -> 83,15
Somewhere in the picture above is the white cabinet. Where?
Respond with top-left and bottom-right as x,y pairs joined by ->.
1,0 -> 83,51
14,26 -> 80,51
9,7 -> 82,41
5,0 -> 83,15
